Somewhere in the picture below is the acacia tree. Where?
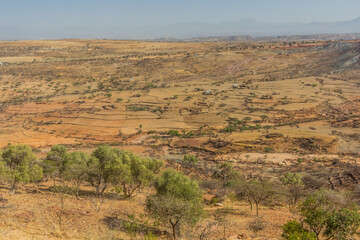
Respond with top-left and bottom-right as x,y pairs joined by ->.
280,172 -> 306,211
212,162 -> 242,203
236,181 -> 255,212
60,151 -> 89,197
146,169 -> 205,240
214,207 -> 233,239
237,179 -> 275,216
213,163 -> 238,187
1,144 -> 43,190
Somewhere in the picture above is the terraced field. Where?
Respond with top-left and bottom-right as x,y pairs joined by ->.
1,39 -> 360,240
0,40 -> 359,156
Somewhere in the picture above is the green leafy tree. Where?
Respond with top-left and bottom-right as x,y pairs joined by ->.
280,172 -> 305,211
42,145 -> 68,180
29,164 -> 44,184
324,208 -> 360,240
46,145 -> 68,163
87,145 -> 120,196
146,169 -> 205,240
86,145 -> 125,212
299,190 -> 332,240
87,146 -> 162,198
1,144 -> 43,190
281,172 -> 302,185
112,150 -> 163,198
60,151 -> 89,197
283,190 -> 360,240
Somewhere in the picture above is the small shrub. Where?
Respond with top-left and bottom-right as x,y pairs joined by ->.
248,217 -> 267,235
264,147 -> 274,153
183,155 -> 199,164
49,185 -> 76,195
167,130 -> 180,137
282,220 -> 316,240
170,95 -> 178,99
211,196 -> 219,204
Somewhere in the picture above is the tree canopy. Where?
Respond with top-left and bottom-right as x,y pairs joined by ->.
60,151 -> 89,197
0,144 -> 43,190
146,169 -> 204,240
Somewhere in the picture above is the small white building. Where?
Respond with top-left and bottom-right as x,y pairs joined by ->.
202,90 -> 213,95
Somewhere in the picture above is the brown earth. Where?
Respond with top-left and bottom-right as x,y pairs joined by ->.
0,39 -> 360,239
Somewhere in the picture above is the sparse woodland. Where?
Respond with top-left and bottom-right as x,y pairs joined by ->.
0,143 -> 359,239
0,39 -> 359,239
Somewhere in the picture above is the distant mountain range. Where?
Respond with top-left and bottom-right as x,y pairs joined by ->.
1,17 -> 360,41
182,33 -> 360,43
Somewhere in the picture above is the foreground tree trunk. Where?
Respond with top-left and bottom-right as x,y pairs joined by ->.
248,199 -> 253,211
170,219 -> 180,240
172,224 -> 176,240
170,221 -> 177,240
10,178 -> 17,192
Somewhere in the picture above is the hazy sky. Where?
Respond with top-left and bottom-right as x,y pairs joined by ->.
1,0 -> 360,29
